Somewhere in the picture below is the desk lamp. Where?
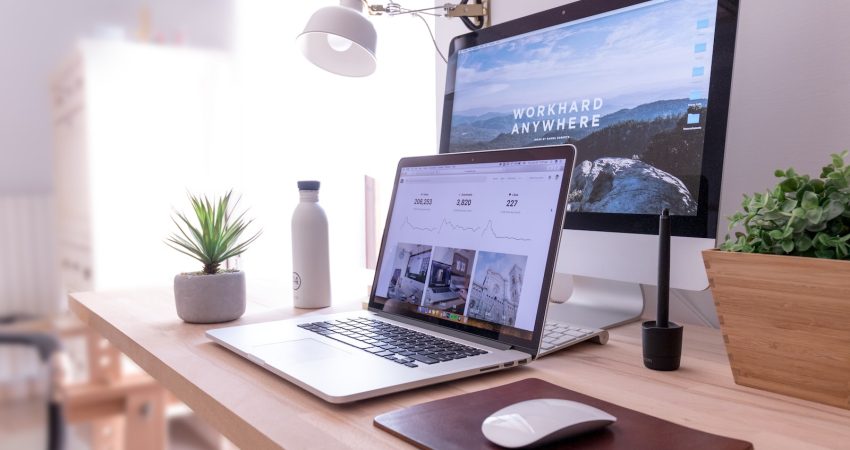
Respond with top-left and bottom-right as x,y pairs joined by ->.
298,0 -> 489,77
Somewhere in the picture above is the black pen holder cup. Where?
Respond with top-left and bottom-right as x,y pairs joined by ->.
642,321 -> 683,371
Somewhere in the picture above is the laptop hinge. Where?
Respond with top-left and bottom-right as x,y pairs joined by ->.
372,310 -> 513,351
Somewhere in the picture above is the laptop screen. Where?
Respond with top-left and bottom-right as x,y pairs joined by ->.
370,146 -> 575,352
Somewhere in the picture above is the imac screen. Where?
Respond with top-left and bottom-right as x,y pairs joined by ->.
443,0 -> 734,226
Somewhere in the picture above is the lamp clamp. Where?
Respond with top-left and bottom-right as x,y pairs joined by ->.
445,2 -> 486,18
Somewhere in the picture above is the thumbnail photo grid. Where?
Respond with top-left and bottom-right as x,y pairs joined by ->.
384,243 -> 528,328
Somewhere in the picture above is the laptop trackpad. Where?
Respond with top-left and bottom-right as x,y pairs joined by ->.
252,338 -> 350,364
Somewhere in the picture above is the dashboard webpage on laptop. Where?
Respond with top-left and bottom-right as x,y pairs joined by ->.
373,159 -> 566,340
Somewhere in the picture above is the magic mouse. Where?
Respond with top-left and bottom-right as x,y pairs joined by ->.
481,398 -> 616,448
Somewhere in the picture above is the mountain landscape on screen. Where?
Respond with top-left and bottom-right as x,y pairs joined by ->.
447,0 -> 717,215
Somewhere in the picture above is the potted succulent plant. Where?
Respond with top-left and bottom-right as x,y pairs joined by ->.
703,151 -> 850,409
166,191 -> 261,323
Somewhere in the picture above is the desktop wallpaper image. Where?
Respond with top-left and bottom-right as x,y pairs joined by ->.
448,0 -> 717,215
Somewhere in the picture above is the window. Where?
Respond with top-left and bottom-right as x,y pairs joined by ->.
234,2 -> 437,298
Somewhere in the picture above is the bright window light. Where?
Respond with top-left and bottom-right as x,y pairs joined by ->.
233,2 -> 437,301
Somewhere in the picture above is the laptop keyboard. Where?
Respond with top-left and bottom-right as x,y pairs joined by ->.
540,322 -> 599,354
297,318 -> 488,368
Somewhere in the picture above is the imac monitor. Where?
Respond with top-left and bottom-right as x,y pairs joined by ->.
439,0 -> 739,329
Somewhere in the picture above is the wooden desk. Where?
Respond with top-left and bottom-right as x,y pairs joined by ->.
69,288 -> 850,450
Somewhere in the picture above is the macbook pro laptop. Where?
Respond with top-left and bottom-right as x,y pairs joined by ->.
207,145 -> 607,403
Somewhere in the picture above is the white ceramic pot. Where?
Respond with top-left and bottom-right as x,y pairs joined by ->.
173,271 -> 246,323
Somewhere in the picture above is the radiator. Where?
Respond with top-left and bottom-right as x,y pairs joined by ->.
0,193 -> 60,316
0,193 -> 61,397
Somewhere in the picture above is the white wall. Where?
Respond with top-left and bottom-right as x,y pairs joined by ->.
434,0 -> 850,327
0,0 -> 233,194
0,0 -> 436,392
0,0 -> 436,311
0,0 -> 233,392
230,2 -> 437,301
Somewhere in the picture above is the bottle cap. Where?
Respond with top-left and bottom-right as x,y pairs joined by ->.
297,180 -> 320,191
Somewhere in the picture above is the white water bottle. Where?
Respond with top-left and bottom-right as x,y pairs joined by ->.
291,180 -> 331,308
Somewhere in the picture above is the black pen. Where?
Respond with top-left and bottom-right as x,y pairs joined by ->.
657,208 -> 670,328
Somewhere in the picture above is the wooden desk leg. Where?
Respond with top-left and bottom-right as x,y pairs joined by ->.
86,331 -> 122,383
124,386 -> 167,450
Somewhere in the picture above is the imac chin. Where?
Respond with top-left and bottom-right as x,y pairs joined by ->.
546,230 -> 716,330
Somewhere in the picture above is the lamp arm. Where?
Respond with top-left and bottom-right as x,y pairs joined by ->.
375,4 -> 444,15
364,1 -> 489,30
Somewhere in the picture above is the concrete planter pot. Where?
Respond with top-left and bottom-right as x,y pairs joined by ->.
174,270 -> 246,323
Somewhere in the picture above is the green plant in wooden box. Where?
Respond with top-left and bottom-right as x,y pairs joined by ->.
721,151 -> 850,259
705,151 -> 850,409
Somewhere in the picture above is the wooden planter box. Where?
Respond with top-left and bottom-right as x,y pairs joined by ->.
702,249 -> 850,409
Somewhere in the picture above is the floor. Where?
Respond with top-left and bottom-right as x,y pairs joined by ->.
0,397 -> 221,450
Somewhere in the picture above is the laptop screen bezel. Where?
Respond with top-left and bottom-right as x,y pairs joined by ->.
367,145 -> 576,357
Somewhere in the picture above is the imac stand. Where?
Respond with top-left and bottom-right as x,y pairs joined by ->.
546,273 -> 645,330
548,230 -> 714,330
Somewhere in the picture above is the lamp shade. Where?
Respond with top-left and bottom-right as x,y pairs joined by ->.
297,3 -> 377,77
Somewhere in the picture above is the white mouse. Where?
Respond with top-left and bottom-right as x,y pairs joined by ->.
481,398 -> 617,448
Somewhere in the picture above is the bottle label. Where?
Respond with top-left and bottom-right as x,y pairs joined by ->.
292,272 -> 302,291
